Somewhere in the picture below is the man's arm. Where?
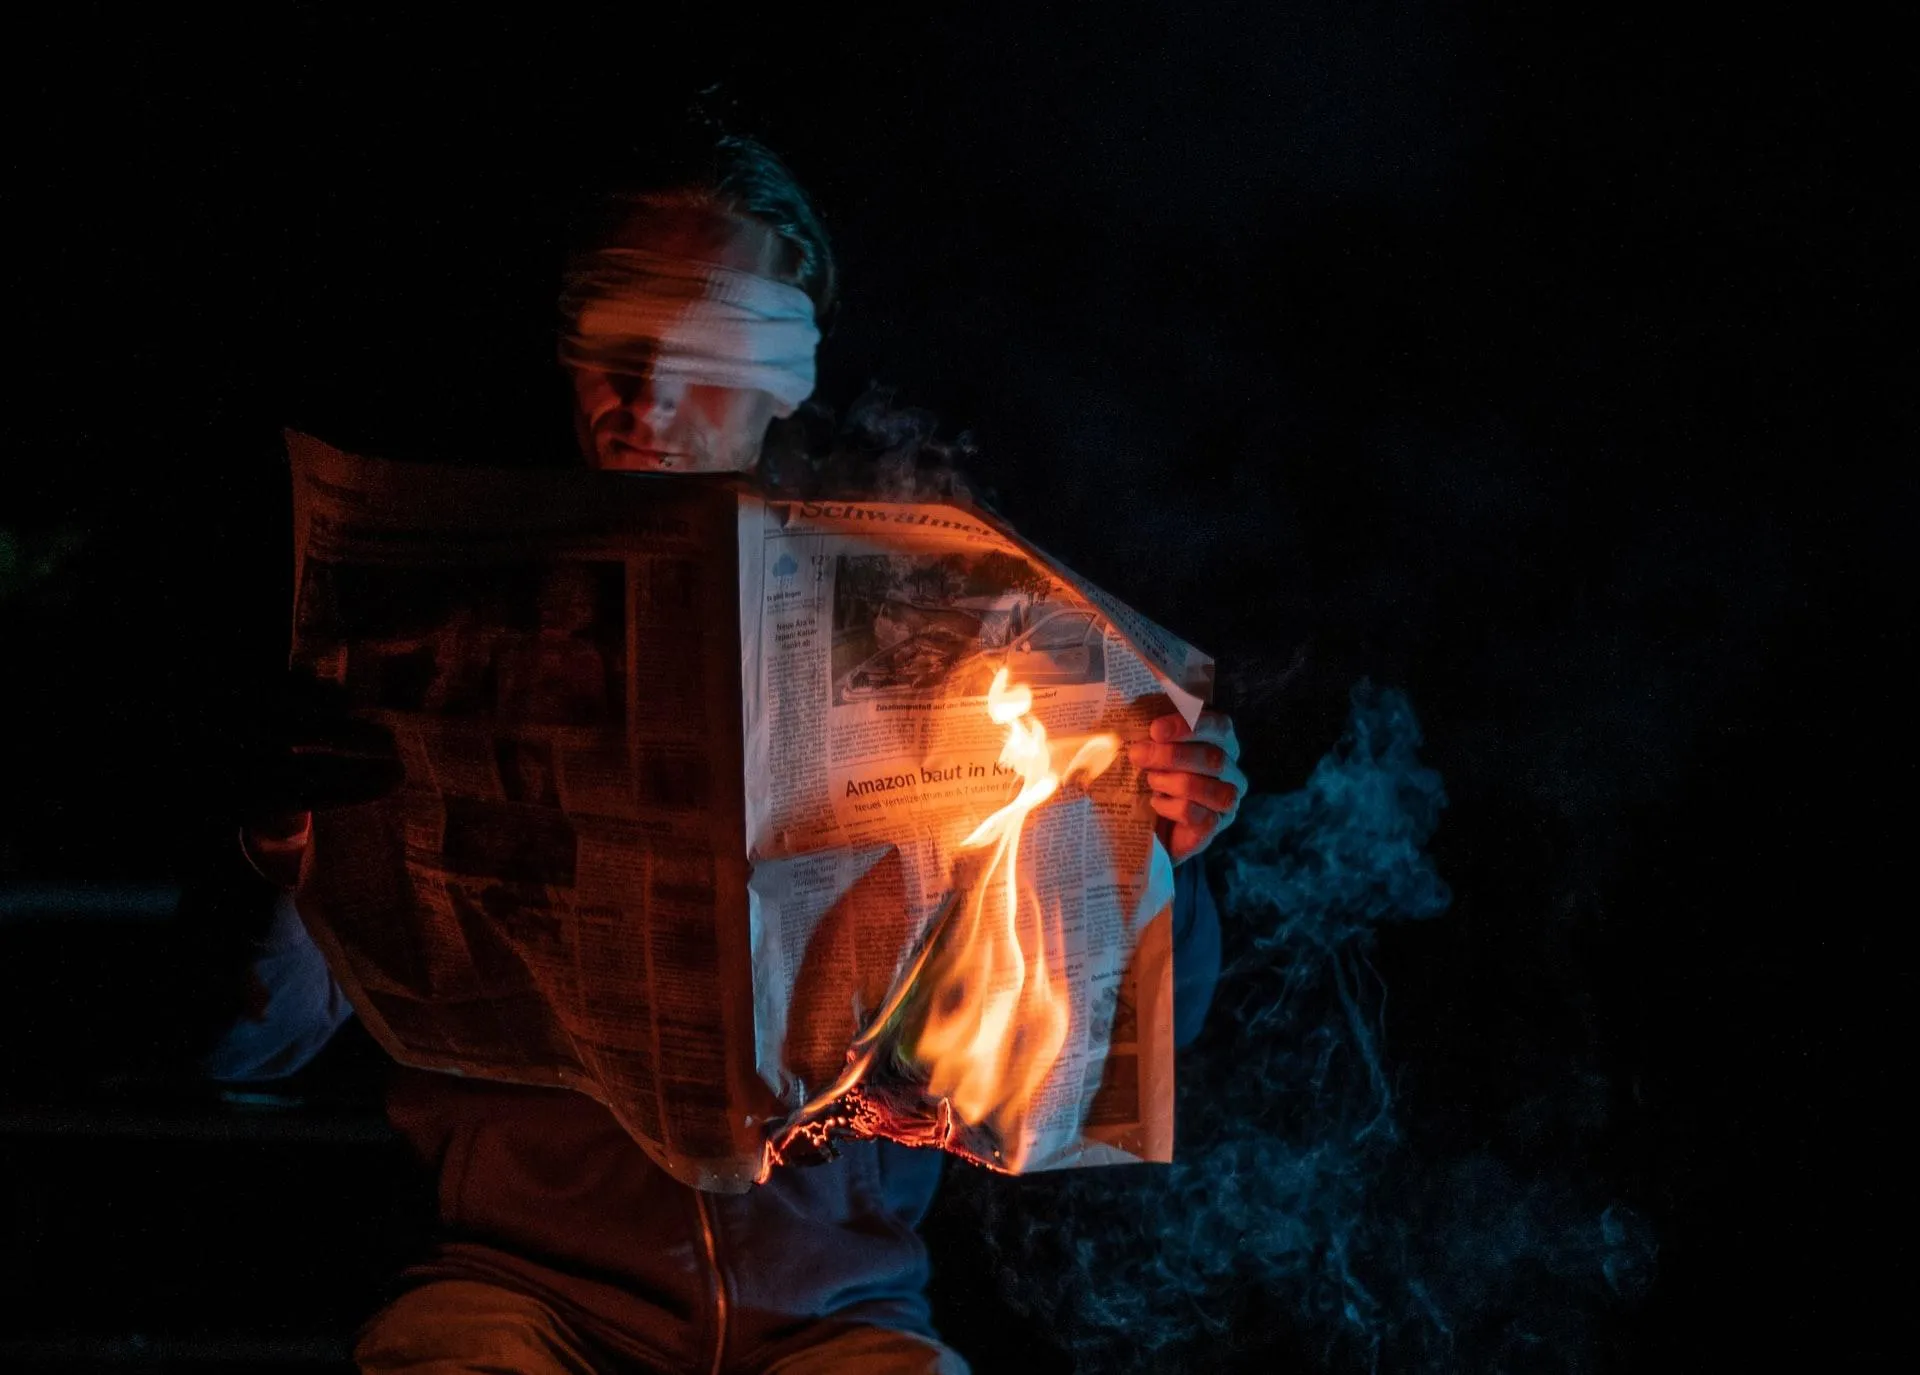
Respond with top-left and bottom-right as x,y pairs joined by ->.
199,889 -> 354,1082
1170,858 -> 1223,1049
1127,705 -> 1241,1048
180,815 -> 353,1083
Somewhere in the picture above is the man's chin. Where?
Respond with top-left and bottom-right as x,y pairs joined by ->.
597,444 -> 756,475
595,445 -> 677,472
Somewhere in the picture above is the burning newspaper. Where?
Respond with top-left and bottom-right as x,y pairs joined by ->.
285,434 -> 1213,1192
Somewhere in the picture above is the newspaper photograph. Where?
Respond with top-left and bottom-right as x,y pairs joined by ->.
284,433 -> 1214,1191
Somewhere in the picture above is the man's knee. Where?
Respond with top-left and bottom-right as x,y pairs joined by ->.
354,1279 -> 606,1375
758,1322 -> 971,1375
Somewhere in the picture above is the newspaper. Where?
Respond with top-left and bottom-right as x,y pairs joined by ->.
285,432 -> 1213,1192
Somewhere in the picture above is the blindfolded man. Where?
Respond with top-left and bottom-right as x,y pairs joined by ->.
208,130 -> 1245,1375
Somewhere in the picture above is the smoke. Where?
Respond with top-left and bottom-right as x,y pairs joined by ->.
958,683 -> 1655,1372
759,385 -> 987,506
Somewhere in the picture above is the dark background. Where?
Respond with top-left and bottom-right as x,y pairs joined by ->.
1,4 -> 1907,1370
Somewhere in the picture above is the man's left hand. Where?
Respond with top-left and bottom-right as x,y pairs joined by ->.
1127,710 -> 1248,864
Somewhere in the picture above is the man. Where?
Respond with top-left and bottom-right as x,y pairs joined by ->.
211,131 -> 1247,1374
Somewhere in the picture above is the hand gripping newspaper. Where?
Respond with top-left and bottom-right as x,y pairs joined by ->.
283,433 -> 1214,1193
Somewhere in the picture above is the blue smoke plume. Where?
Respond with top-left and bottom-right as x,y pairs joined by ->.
961,683 -> 1654,1372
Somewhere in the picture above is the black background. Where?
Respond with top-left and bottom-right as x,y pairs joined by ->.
1,4 -> 1907,1369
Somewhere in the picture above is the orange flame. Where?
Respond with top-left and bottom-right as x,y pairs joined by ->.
911,668 -> 1119,1169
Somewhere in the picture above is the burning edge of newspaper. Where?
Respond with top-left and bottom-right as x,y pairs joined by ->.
760,667 -> 1123,1178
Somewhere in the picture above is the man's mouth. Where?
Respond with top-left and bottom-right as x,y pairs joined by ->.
603,437 -> 681,467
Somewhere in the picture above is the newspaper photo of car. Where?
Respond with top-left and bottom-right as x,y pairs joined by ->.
949,605 -> 1107,695
832,601 -> 1109,705
831,550 -> 1075,705
834,603 -> 986,702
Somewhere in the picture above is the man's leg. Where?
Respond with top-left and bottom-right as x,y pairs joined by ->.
354,1279 -> 611,1375
756,1322 -> 971,1375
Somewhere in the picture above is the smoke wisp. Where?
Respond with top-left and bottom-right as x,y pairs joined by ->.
957,683 -> 1654,1372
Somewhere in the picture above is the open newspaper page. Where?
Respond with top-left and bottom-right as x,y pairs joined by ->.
738,495 -> 1214,1172
285,434 -> 775,1192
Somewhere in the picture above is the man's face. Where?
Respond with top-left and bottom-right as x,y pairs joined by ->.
566,205 -> 791,474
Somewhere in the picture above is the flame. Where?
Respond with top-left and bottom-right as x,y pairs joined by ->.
910,668 -> 1120,1169
758,665 -> 1124,1180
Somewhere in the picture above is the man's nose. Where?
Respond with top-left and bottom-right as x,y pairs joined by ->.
613,369 -> 685,420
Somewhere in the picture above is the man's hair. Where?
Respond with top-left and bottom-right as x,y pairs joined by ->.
561,128 -> 837,327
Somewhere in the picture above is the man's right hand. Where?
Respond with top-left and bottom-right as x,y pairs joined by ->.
233,669 -> 402,889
